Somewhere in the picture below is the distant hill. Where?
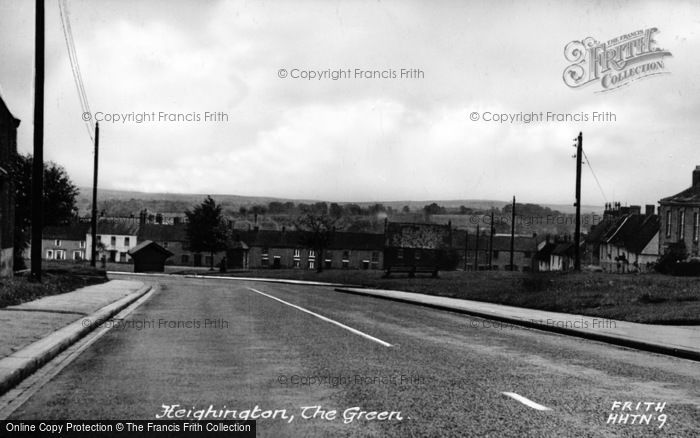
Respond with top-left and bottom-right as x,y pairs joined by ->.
77,187 -> 602,216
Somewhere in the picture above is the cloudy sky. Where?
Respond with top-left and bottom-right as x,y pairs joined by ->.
0,0 -> 698,206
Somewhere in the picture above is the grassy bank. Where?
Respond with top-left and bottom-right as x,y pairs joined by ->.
0,262 -> 107,308
191,268 -> 700,325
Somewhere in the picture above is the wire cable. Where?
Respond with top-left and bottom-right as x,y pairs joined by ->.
582,149 -> 608,204
59,0 -> 94,143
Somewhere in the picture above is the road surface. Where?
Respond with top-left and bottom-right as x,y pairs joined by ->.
5,275 -> 700,437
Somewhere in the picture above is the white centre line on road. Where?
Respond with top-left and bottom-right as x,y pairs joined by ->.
501,392 -> 552,411
246,287 -> 393,347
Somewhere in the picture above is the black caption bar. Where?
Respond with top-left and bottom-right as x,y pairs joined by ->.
2,420 -> 256,437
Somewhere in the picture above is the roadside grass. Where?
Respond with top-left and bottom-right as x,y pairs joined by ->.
0,261 -> 107,308
190,268 -> 700,324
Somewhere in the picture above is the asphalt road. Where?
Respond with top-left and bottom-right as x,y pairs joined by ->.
7,275 -> 700,437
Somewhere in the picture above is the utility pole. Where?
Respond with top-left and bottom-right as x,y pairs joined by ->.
574,131 -> 582,271
30,0 -> 45,281
474,224 -> 480,271
509,196 -> 515,271
463,229 -> 468,271
488,210 -> 494,270
90,122 -> 100,266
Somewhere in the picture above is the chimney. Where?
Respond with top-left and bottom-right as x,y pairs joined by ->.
629,205 -> 641,215
693,165 -> 700,187
645,204 -> 655,216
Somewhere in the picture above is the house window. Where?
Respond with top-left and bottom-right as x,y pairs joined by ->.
79,240 -> 86,248
119,252 -> 128,262
308,260 -> 315,270
73,251 -> 83,260
261,246 -> 269,266
55,239 -> 61,247
111,236 -> 116,246
342,251 -> 350,268
308,249 -> 315,258
679,210 -> 685,241
694,212 -> 699,242
204,255 -> 213,266
46,250 -> 54,259
181,254 -> 190,264
415,250 -> 421,260
325,251 -> 333,269
96,235 -> 101,242
55,250 -> 65,260
666,210 -> 672,237
293,248 -> 301,258
293,259 -> 300,268
362,260 -> 370,270
397,249 -> 404,260
371,251 -> 379,269
124,237 -> 130,247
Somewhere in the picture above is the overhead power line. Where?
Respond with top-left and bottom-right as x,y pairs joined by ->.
582,148 -> 608,204
58,0 -> 94,143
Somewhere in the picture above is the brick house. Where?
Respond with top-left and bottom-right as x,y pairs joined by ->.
42,223 -> 90,261
138,223 -> 227,267
242,229 -> 384,270
87,219 -> 139,263
597,205 -> 659,272
0,93 -> 19,276
458,231 -> 538,271
659,166 -> 700,257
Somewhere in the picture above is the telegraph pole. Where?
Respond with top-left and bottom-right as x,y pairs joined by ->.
474,224 -> 480,271
463,229 -> 469,271
574,132 -> 582,271
30,0 -> 45,281
488,210 -> 494,269
509,196 -> 515,271
90,122 -> 99,266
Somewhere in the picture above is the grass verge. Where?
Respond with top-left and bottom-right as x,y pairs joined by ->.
0,262 -> 108,309
187,268 -> 700,324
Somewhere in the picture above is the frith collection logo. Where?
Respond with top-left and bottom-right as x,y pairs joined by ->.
563,28 -> 672,92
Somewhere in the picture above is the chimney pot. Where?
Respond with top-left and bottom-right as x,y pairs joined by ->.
693,165 -> 700,187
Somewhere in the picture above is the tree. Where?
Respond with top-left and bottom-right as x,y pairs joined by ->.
402,205 -> 411,213
12,153 -> 79,269
423,202 -> 445,215
296,212 -> 336,273
185,196 -> 230,270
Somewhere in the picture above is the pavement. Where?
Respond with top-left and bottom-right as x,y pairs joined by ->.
0,279 -> 151,394
334,286 -> 700,361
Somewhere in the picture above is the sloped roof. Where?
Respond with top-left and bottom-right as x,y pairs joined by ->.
604,213 -> 660,253
43,223 -> 90,240
94,219 -> 140,236
537,242 -> 557,259
128,240 -> 173,257
138,223 -> 187,242
660,185 -> 700,205
552,242 -> 575,256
